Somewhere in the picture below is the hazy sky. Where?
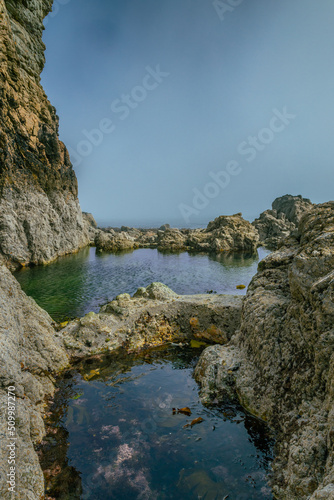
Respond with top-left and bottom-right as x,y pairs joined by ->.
42,0 -> 334,227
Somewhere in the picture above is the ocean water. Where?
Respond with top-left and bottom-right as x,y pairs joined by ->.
14,247 -> 270,322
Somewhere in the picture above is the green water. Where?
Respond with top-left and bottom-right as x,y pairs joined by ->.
14,247 -> 270,321
39,345 -> 274,499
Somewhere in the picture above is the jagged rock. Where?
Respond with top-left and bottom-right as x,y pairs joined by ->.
157,228 -> 187,251
203,213 -> 259,253
95,229 -> 137,252
272,194 -> 313,225
92,214 -> 259,254
82,212 -> 99,244
253,194 -> 313,249
0,264 -> 69,499
195,202 -> 334,499
0,0 -> 89,268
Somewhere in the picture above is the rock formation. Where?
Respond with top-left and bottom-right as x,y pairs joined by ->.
0,0 -> 89,269
253,194 -> 313,249
61,282 -> 243,358
0,263 -> 69,499
95,213 -> 259,254
195,202 -> 334,499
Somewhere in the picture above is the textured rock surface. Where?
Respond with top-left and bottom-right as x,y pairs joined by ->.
195,202 -> 334,499
82,212 -> 99,244
96,213 -> 259,254
253,194 -> 313,249
0,0 -> 89,268
0,264 -> 69,499
60,283 -> 243,358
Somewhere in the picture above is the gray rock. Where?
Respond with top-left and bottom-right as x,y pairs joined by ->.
0,264 -> 69,499
253,194 -> 313,249
196,201 -> 334,499
0,0 -> 89,269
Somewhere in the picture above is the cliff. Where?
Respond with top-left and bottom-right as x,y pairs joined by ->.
0,0 -> 89,269
0,263 -> 69,499
195,202 -> 334,499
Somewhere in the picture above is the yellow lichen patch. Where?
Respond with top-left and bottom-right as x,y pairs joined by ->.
59,321 -> 69,328
189,317 -> 199,329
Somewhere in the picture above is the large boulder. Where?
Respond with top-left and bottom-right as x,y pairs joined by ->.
253,194 -> 313,249
95,229 -> 137,252
205,213 -> 259,253
157,228 -> 187,251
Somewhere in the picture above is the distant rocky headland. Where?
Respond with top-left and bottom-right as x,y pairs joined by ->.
0,1 -> 333,500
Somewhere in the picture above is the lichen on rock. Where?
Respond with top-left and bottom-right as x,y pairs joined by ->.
0,0 -> 89,269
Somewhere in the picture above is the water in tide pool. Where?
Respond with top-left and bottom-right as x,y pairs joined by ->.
14,247 -> 270,322
38,345 -> 274,500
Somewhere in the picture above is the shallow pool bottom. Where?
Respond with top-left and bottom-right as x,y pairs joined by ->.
39,345 -> 274,499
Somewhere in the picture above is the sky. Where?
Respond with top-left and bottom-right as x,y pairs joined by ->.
42,0 -> 334,227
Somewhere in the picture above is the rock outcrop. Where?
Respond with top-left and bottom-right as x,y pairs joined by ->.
0,263 -> 69,499
95,213 -> 259,254
0,0 -> 89,269
195,202 -> 334,499
61,282 -> 243,358
253,194 -> 313,249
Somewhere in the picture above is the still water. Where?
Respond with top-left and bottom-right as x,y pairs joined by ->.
14,247 -> 269,321
39,345 -> 274,499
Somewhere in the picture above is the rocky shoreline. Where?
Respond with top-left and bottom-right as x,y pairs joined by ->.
86,194 -> 312,256
1,1 -> 334,499
2,199 -> 334,499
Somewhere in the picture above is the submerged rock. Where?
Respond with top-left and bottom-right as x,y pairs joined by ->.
195,201 -> 334,499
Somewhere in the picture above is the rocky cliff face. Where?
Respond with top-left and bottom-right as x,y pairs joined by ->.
0,263 -> 69,499
195,202 -> 334,499
0,0 -> 89,269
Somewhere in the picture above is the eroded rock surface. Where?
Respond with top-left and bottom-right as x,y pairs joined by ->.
195,202 -> 334,499
253,194 -> 313,249
0,0 -> 89,269
60,282 -> 243,358
0,264 -> 69,499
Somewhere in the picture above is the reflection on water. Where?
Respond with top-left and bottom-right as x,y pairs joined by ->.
38,345 -> 274,499
14,247 -> 270,321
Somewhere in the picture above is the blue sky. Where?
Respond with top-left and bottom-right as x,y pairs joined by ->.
42,0 -> 334,227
